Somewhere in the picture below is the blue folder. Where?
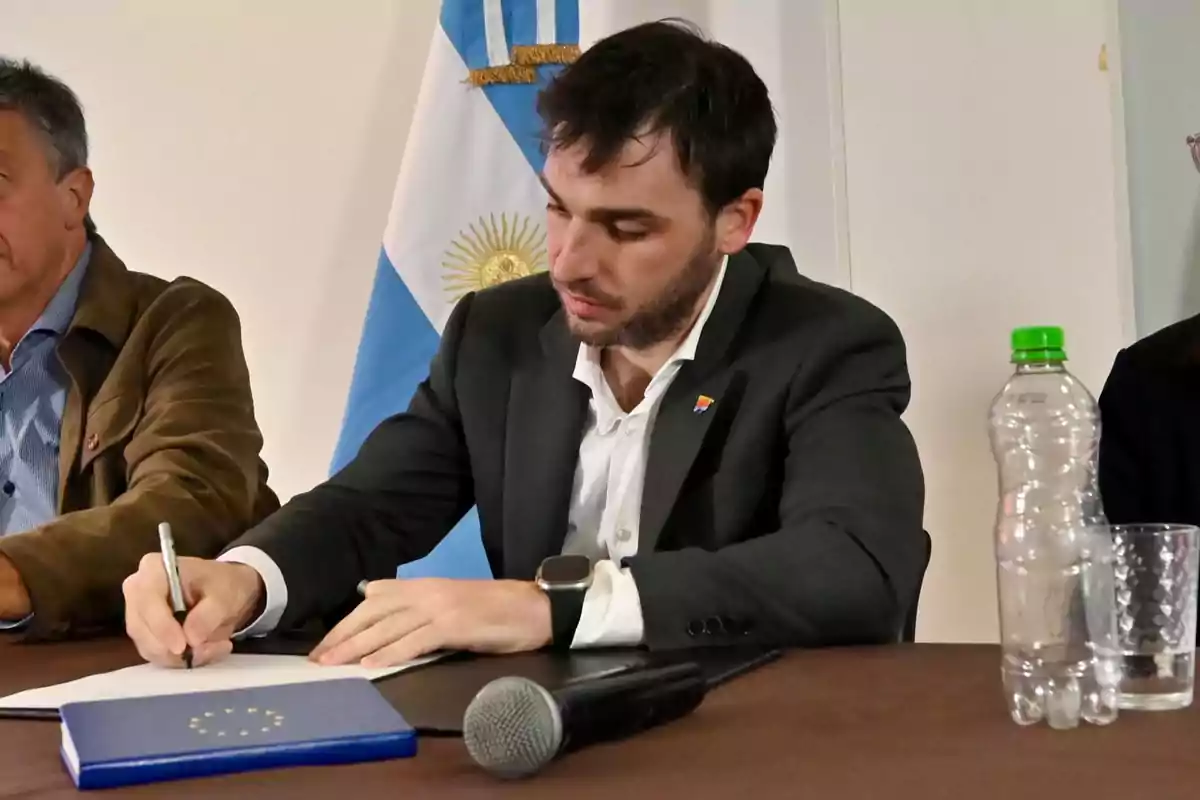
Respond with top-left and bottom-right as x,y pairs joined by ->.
59,678 -> 417,790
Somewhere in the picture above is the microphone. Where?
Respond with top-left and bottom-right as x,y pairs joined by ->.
462,661 -> 707,778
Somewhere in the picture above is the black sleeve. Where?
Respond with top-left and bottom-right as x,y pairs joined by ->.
1098,347 -> 1165,524
231,293 -> 477,630
627,307 -> 927,649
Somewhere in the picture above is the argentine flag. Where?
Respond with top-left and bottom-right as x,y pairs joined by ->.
330,0 -> 580,579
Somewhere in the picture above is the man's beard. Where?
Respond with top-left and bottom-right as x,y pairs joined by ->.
566,234 -> 720,350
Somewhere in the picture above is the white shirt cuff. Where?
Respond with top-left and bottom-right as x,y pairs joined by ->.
219,546 -> 288,638
570,559 -> 645,648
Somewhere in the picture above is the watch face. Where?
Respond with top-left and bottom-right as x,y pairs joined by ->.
540,555 -> 591,584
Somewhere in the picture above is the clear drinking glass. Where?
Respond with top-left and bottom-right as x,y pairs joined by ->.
1107,524 -> 1200,711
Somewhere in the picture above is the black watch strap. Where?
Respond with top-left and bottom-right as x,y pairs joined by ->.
548,588 -> 586,650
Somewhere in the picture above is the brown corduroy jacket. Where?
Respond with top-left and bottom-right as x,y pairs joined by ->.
0,235 -> 278,640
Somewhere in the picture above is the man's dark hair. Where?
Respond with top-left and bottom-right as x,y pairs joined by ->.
0,57 -> 95,235
537,19 -> 776,215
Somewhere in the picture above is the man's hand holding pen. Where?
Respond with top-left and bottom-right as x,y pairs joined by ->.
124,553 -> 552,670
123,551 -> 264,669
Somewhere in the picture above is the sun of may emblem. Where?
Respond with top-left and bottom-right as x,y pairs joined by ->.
442,213 -> 547,300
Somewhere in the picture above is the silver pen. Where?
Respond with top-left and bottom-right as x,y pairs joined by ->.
157,522 -> 193,669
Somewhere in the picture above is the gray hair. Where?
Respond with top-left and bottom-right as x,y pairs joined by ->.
0,57 -> 95,235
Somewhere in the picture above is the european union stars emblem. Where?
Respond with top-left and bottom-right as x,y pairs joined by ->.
188,706 -> 285,738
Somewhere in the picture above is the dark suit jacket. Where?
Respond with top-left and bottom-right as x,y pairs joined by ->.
0,235 -> 278,640
234,244 -> 926,649
1099,314 -> 1200,526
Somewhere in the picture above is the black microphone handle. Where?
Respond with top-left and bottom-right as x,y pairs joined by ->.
552,661 -> 707,755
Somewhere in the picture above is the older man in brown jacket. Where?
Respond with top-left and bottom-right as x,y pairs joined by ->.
0,59 -> 276,639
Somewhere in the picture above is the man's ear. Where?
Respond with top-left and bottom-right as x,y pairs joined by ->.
58,166 -> 94,233
715,188 -> 763,254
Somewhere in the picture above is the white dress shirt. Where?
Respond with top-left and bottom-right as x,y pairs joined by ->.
224,257 -> 728,648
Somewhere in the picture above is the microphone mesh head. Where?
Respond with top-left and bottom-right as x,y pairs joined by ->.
462,676 -> 563,779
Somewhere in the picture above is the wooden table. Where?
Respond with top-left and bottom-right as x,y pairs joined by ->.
2,637 -> 1198,798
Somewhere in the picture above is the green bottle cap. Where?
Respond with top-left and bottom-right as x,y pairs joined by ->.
1010,326 -> 1066,364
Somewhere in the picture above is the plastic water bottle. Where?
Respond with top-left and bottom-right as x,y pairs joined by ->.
988,326 -> 1120,729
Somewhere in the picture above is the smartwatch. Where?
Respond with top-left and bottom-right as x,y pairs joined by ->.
536,554 -> 593,650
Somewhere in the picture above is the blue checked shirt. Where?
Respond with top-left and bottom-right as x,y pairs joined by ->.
0,243 -> 90,628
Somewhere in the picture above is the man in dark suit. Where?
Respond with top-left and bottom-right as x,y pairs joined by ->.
1098,315 -> 1200,526
123,21 -> 926,668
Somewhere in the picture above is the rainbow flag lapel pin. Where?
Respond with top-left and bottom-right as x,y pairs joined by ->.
693,395 -> 714,414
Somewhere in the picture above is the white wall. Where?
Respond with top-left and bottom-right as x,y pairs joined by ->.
0,0 -> 441,502
837,0 -> 1135,641
1115,0 -> 1200,337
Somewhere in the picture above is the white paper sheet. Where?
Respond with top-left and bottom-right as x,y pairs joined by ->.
0,653 -> 443,711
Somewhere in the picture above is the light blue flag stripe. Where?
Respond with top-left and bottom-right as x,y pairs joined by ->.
330,250 -> 492,580
330,250 -> 439,472
331,0 -> 578,581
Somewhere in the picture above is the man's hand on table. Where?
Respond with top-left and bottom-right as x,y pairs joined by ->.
310,578 -> 552,668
